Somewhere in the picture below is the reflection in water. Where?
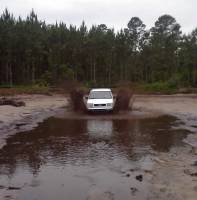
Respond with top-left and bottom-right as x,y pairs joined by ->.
87,120 -> 113,138
0,115 -> 190,200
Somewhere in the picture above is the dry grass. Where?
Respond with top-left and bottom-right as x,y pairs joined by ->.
0,86 -> 51,96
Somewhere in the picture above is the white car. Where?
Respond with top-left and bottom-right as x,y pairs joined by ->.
86,88 -> 114,111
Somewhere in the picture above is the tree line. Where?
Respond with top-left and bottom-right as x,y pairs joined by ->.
0,9 -> 197,87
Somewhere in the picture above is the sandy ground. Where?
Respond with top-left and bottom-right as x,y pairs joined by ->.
133,95 -> 197,147
0,94 -> 197,199
1,94 -> 196,131
0,94 -> 68,148
133,95 -> 197,200
133,94 -> 197,116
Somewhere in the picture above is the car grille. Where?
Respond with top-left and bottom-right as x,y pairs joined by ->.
94,104 -> 106,107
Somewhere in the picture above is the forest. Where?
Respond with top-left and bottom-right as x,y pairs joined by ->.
0,9 -> 197,89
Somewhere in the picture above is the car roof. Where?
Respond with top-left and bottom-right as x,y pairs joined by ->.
90,88 -> 111,92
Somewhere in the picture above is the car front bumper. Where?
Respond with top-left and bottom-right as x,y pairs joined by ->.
86,106 -> 113,111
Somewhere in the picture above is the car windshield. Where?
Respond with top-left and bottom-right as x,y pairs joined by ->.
89,91 -> 112,99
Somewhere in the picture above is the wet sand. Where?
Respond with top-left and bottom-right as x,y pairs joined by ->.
133,94 -> 197,116
1,94 -> 197,130
0,94 -> 197,200
0,94 -> 67,148
133,95 -> 197,200
0,94 -> 197,161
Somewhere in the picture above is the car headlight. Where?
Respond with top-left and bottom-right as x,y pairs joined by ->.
87,103 -> 93,108
107,103 -> 112,106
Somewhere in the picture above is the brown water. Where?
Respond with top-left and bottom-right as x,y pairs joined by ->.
0,115 -> 190,200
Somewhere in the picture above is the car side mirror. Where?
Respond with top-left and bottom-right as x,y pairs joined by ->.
113,95 -> 117,99
84,95 -> 88,100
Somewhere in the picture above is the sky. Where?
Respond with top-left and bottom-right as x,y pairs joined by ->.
0,0 -> 196,33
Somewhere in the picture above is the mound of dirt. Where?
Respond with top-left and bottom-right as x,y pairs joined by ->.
0,97 -> 25,107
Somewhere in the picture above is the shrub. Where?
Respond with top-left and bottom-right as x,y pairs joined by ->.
143,81 -> 177,93
59,64 -> 75,80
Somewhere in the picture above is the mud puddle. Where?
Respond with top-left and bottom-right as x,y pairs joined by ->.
0,115 -> 192,200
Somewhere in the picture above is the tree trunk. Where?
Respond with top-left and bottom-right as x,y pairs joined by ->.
6,62 -> 9,85
120,65 -> 123,80
108,63 -> 111,85
32,63 -> 35,84
90,58 -> 93,81
124,64 -> 128,81
93,60 -> 96,83
9,64 -> 13,87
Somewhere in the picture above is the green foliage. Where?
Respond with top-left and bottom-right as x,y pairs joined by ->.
85,80 -> 96,88
142,79 -> 179,93
37,71 -> 53,86
167,74 -> 181,88
58,64 -> 75,80
141,73 -> 183,93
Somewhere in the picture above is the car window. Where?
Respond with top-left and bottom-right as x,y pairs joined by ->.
89,91 -> 112,99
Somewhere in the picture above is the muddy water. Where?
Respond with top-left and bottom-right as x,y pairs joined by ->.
0,115 -> 190,200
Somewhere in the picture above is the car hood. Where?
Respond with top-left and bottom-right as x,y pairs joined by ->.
87,99 -> 113,104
